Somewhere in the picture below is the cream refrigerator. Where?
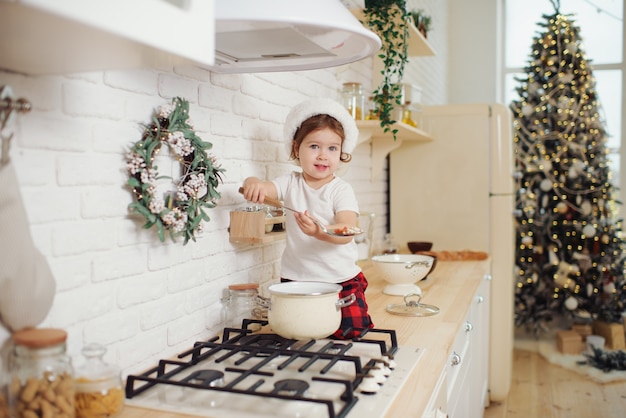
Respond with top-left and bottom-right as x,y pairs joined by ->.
388,103 -> 514,404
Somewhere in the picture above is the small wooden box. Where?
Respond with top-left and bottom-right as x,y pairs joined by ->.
571,324 -> 593,340
229,211 -> 286,244
592,320 -> 626,350
557,330 -> 583,355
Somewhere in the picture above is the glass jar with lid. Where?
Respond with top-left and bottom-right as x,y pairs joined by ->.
74,343 -> 124,418
221,283 -> 263,330
8,328 -> 75,418
341,82 -> 365,120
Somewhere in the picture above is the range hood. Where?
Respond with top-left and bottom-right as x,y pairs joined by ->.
209,0 -> 381,73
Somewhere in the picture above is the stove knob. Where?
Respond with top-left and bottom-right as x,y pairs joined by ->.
381,365 -> 392,377
369,367 -> 387,384
383,355 -> 397,370
359,375 -> 381,394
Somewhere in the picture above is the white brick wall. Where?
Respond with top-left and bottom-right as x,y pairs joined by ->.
0,0 -> 447,376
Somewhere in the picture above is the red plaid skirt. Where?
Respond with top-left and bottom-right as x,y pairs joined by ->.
281,271 -> 374,339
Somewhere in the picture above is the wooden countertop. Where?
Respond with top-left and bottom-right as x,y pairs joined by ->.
120,258 -> 490,418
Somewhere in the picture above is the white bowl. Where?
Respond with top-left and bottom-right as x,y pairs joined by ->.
371,254 -> 436,296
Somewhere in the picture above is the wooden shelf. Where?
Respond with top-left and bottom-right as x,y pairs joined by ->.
356,119 -> 433,180
406,18 -> 436,57
232,231 -> 286,245
351,8 -> 436,58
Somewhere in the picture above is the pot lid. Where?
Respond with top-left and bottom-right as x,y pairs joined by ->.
386,294 -> 440,317
208,0 -> 381,73
268,281 -> 342,296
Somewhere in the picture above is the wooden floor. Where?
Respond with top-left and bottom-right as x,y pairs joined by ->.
483,349 -> 626,418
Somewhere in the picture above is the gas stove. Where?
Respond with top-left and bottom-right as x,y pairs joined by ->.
125,320 -> 423,418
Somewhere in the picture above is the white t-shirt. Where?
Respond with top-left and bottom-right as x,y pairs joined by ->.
273,172 -> 361,282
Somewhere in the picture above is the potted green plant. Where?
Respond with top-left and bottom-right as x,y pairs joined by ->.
410,9 -> 432,38
361,0 -> 410,140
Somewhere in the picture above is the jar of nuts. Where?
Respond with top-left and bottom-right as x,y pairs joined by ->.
74,343 -> 123,418
8,328 -> 76,418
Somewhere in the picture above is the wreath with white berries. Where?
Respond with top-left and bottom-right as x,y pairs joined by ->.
126,97 -> 224,245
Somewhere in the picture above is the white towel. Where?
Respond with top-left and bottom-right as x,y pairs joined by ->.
0,160 -> 55,332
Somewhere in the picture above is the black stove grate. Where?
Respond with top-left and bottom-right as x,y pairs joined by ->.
125,320 -> 398,418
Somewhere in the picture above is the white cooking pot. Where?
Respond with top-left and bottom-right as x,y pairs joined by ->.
263,281 -> 356,340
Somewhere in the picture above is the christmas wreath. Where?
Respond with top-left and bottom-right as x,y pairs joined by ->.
126,97 -> 224,245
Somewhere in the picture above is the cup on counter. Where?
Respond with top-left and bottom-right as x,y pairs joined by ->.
586,335 -> 605,355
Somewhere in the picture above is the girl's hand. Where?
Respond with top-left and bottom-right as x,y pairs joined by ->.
294,210 -> 318,237
241,177 -> 277,204
297,211 -> 353,244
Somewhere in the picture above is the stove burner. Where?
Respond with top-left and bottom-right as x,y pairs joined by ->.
182,370 -> 224,388
327,343 -> 349,354
272,379 -> 309,397
238,333 -> 296,349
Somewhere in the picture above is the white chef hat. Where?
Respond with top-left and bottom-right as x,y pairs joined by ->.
283,98 -> 358,160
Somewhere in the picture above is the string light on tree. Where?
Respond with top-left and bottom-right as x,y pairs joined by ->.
509,0 -> 626,335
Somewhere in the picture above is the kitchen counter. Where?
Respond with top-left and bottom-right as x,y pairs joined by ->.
120,258 -> 490,418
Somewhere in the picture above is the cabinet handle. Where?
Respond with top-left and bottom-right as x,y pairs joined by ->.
484,273 -> 492,281
465,321 -> 473,332
451,352 -> 461,366
476,295 -> 484,304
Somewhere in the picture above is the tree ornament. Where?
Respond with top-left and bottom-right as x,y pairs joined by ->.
603,281 -> 616,294
582,224 -> 596,237
540,179 -> 553,192
567,167 -> 578,179
555,261 -> 574,288
126,97 -> 225,245
564,296 -> 578,311
580,200 -> 592,216
565,42 -> 578,54
572,159 -> 585,174
573,251 -> 592,272
542,160 -> 553,173
556,202 -> 568,214
521,236 -> 533,246
522,104 -> 534,116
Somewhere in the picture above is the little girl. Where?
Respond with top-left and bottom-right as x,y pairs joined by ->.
241,98 -> 374,339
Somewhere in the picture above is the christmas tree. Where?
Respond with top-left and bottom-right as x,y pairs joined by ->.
510,2 -> 626,335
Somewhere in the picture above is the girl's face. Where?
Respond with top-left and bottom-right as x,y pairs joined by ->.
296,127 -> 343,186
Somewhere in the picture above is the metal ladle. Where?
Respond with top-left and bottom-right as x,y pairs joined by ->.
238,188 -> 364,237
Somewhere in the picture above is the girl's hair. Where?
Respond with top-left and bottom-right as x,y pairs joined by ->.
289,114 -> 353,163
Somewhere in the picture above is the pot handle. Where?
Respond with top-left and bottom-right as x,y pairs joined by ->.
405,260 -> 430,270
335,293 -> 356,311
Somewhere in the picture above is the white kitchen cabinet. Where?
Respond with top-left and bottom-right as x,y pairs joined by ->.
0,0 -> 215,74
447,274 -> 490,418
424,273 -> 491,418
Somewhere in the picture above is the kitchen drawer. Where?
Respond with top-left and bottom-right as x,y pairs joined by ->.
423,367 -> 448,418
447,342 -> 473,417
446,316 -> 472,400
446,323 -> 472,416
